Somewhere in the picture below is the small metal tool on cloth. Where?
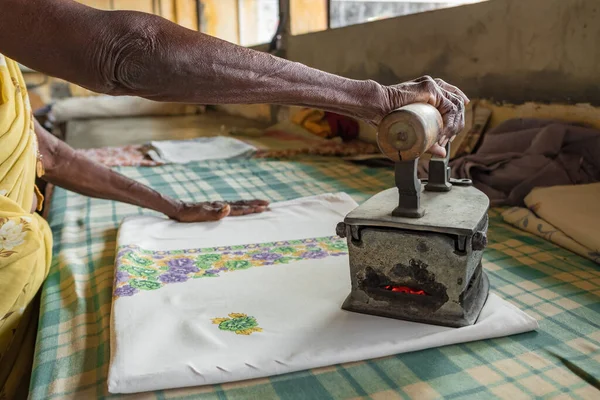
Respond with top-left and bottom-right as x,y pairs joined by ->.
337,104 -> 490,328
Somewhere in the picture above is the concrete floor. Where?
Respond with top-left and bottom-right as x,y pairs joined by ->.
64,110 -> 268,149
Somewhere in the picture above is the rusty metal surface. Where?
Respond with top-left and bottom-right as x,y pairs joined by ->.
339,214 -> 490,327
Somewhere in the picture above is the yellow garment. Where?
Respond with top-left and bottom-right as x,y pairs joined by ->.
291,108 -> 333,139
0,54 -> 52,399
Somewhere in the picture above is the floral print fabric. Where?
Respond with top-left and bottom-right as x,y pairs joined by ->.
113,236 -> 348,298
0,217 -> 31,258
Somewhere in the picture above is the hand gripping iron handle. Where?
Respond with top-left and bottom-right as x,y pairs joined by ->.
376,104 -> 449,219
376,103 -> 443,162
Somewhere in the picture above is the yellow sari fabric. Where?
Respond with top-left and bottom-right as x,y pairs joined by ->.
0,54 -> 52,398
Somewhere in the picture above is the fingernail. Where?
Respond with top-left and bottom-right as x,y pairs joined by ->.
449,135 -> 457,143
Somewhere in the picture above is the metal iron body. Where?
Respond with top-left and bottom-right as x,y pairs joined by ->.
337,104 -> 490,328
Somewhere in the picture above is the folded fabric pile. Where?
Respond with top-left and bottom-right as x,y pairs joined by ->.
502,183 -> 600,264
77,145 -> 162,167
144,136 -> 257,164
421,118 -> 600,206
108,193 -> 537,394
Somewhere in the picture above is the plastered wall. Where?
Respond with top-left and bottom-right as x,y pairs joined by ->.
287,0 -> 600,105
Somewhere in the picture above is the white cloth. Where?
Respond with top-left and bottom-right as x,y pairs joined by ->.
108,193 -> 537,394
145,136 -> 257,164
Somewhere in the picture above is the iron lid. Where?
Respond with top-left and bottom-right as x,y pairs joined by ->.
344,186 -> 489,236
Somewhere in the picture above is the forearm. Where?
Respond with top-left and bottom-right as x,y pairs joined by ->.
0,0 -> 384,122
35,121 -> 181,218
115,24 -> 384,122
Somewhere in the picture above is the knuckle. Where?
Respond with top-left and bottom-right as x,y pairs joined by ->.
420,79 -> 437,91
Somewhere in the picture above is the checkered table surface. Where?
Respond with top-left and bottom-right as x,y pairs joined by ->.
30,159 -> 600,399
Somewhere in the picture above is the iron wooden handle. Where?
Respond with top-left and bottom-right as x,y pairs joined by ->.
377,103 -> 442,162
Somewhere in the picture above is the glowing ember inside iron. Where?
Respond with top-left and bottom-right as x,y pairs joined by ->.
382,285 -> 427,295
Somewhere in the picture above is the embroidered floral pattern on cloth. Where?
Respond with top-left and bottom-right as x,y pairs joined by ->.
113,236 -> 348,298
212,313 -> 263,335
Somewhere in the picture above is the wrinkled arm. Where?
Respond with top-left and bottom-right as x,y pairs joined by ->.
34,121 -> 268,221
34,120 -> 183,219
0,0 -> 385,123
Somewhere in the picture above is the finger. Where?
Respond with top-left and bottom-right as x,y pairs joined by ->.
428,143 -> 447,158
434,78 -> 470,105
229,200 -> 270,207
440,92 -> 465,139
407,78 -> 463,141
411,75 -> 434,84
435,93 -> 458,138
201,203 -> 231,221
229,205 -> 268,216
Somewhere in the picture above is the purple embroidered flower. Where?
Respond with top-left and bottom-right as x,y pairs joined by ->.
301,251 -> 328,259
205,269 -> 221,275
114,285 -> 138,297
159,273 -> 189,283
331,252 -> 348,256
232,251 -> 244,256
167,258 -> 199,274
252,252 -> 282,261
116,250 -> 129,259
306,244 -> 318,248
115,270 -> 130,283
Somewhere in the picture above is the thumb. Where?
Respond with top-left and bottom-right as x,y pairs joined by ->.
428,143 -> 447,158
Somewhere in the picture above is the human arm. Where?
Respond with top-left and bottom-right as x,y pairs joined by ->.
34,120 -> 268,222
0,0 -> 467,156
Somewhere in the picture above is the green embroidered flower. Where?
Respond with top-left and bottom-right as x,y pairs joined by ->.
273,256 -> 299,264
212,313 -> 262,335
129,279 -> 162,291
272,246 -> 296,254
121,265 -> 159,279
195,254 -> 222,269
225,260 -> 252,270
326,241 -> 347,251
125,253 -> 154,267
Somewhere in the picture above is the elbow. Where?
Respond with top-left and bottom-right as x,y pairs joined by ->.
89,12 -> 164,96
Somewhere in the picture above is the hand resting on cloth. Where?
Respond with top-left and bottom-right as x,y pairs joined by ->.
34,120 -> 269,222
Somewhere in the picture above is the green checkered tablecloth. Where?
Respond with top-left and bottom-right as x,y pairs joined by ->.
30,159 -> 600,399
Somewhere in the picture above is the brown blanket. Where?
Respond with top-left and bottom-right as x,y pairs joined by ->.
420,119 -> 600,206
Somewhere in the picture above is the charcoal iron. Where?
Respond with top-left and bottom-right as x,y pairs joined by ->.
337,104 -> 490,328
